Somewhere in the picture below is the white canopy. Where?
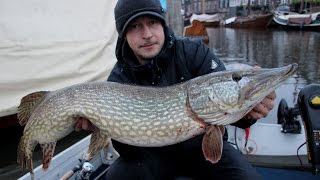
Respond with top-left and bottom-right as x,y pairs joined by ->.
189,13 -> 219,23
0,0 -> 118,116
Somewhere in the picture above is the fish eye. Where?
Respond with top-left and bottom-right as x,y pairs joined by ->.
232,73 -> 242,82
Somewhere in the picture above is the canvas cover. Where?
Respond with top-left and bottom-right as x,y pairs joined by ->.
0,0 -> 118,116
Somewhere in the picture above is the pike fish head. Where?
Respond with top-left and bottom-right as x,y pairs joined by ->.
187,63 -> 298,125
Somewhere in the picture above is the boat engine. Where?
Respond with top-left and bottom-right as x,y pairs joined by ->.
277,98 -> 301,134
298,84 -> 320,175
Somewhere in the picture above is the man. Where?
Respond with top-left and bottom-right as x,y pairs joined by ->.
76,0 -> 276,179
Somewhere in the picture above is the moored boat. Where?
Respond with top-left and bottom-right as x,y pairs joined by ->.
273,10 -> 320,30
224,14 -> 273,28
183,19 -> 209,44
189,13 -> 221,28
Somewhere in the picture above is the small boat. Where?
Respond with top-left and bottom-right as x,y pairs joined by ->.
273,10 -> 320,30
189,13 -> 221,28
18,64 -> 320,180
183,13 -> 224,44
224,14 -> 273,28
183,19 -> 209,44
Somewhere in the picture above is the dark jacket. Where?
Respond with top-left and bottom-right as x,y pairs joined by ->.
107,26 -> 255,159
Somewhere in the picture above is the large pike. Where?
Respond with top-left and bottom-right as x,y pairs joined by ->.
17,64 -> 298,178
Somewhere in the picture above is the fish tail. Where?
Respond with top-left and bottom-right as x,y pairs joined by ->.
17,138 -> 34,173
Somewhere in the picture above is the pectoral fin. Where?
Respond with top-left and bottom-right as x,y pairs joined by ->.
202,125 -> 224,163
86,129 -> 110,160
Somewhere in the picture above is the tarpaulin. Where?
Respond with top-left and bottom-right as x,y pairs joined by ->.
0,0 -> 118,116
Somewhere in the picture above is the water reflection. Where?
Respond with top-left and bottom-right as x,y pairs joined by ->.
207,28 -> 320,123
207,28 -> 320,84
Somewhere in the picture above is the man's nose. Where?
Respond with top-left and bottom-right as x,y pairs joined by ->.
142,25 -> 153,39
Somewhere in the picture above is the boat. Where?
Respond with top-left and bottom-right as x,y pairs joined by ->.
18,64 -> 320,179
3,0 -> 319,178
182,13 -> 224,44
272,10 -> 320,30
224,14 -> 273,28
183,19 -> 209,44
189,13 -> 221,28
18,122 -> 317,180
18,82 -> 320,180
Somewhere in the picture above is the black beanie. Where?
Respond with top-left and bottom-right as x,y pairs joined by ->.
114,0 -> 166,37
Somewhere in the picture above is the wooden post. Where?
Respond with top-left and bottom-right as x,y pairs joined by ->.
247,0 -> 251,16
166,0 -> 183,36
202,0 -> 206,14
299,0 -> 305,13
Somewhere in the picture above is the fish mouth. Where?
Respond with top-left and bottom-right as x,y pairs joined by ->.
283,63 -> 298,77
244,63 -> 298,101
237,64 -> 298,120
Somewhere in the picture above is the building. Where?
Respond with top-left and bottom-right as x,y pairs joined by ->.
182,0 -> 281,17
183,0 -> 220,17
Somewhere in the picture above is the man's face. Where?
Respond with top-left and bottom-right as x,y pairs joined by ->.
125,16 -> 165,64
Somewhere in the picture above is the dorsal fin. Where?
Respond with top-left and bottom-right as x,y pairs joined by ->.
17,91 -> 49,126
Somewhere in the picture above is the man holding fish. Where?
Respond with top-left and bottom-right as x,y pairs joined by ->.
75,0 -> 276,179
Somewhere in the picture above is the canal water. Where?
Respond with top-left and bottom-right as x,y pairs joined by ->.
207,28 -> 320,84
0,28 -> 319,179
206,27 -> 320,123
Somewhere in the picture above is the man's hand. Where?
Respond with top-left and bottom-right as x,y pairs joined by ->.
245,91 -> 276,120
74,117 -> 96,131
